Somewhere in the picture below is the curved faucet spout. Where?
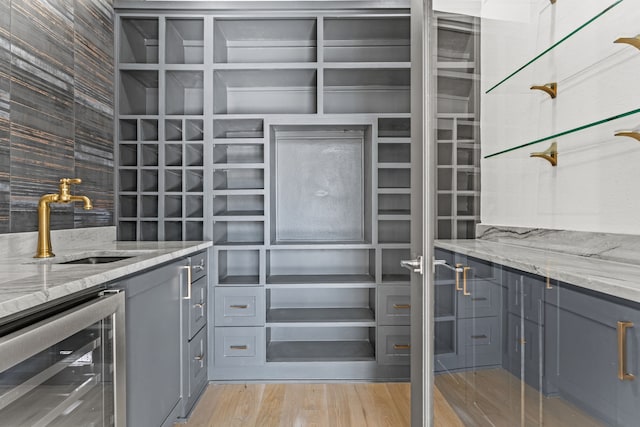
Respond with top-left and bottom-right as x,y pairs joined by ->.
69,195 -> 93,210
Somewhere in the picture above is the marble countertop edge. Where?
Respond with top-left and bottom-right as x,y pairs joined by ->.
435,239 -> 640,304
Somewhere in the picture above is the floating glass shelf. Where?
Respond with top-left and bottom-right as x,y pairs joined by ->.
484,107 -> 640,158
485,0 -> 624,94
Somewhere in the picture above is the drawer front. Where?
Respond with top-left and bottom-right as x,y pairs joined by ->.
214,327 -> 265,366
188,326 -> 208,401
377,326 -> 410,366
377,286 -> 411,326
458,316 -> 501,368
214,287 -> 265,326
188,276 -> 207,339
190,251 -> 208,282
458,278 -> 502,319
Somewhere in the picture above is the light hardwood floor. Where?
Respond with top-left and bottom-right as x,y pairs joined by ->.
179,368 -> 604,427
178,382 -> 463,427
435,368 -> 605,427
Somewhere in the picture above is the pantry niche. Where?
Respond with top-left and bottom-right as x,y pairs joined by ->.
115,5 -> 478,380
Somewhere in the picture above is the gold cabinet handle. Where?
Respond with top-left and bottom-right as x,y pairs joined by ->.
530,82 -> 557,98
393,344 -> 411,350
617,321 -> 635,381
393,304 -> 411,309
463,266 -> 471,296
229,304 -> 248,309
614,35 -> 640,51
530,141 -> 558,166
615,131 -> 640,142
546,276 -> 553,289
230,345 -> 248,350
455,263 -> 463,291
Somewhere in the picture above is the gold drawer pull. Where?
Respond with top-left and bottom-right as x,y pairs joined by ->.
229,304 -> 248,309
393,304 -> 411,309
462,266 -> 471,296
393,344 -> 411,350
617,321 -> 635,381
230,345 -> 248,350
530,82 -> 557,98
614,35 -> 640,51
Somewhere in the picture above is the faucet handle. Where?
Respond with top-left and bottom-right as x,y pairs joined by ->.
60,178 -> 82,185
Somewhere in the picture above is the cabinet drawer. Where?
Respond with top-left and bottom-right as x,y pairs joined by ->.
214,327 -> 265,366
377,286 -> 411,326
377,326 -> 410,366
188,276 -> 207,339
214,287 -> 265,326
458,316 -> 501,368
190,251 -> 208,282
457,279 -> 502,318
188,326 -> 208,402
505,269 -> 545,325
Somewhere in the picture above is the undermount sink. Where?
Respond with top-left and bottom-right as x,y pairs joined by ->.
59,256 -> 134,265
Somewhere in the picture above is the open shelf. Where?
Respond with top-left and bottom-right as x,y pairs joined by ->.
214,69 -> 316,114
213,168 -> 264,190
119,70 -> 158,115
486,0 -> 624,93
378,193 -> 410,216
381,248 -> 411,284
324,17 -> 410,63
213,220 -> 265,244
214,18 -> 317,63
214,118 -> 264,139
213,193 -> 264,217
217,249 -> 260,285
485,107 -> 640,158
437,15 -> 476,64
379,142 -> 410,163
120,18 -> 158,64
166,71 -> 204,115
378,220 -> 410,244
324,69 -> 410,114
267,308 -> 375,325
378,117 -> 410,138
166,18 -> 204,64
267,274 -> 375,286
267,327 -> 375,362
214,143 -> 264,164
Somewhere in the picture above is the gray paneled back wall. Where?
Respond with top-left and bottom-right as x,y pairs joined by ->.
0,0 -> 114,233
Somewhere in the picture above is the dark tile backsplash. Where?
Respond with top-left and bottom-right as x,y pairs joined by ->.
1,0 -> 114,233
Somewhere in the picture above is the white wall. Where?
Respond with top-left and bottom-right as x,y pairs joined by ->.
481,0 -> 640,234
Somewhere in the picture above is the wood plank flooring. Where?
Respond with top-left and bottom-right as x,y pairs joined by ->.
435,368 -> 605,427
178,383 -> 411,427
179,368 -> 604,427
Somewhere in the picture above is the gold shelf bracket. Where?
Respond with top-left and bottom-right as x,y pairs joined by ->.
530,82 -> 557,99
614,35 -> 640,51
615,130 -> 640,142
530,142 -> 558,166
549,0 -> 557,3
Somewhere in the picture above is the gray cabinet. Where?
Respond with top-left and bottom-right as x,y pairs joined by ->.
180,250 -> 209,419
545,283 -> 640,426
116,8 -> 412,382
434,249 -> 502,373
118,258 -> 186,427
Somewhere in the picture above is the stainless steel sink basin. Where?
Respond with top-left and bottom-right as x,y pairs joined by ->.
59,256 -> 134,265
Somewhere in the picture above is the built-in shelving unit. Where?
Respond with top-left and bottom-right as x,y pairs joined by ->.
435,14 -> 481,239
116,10 -> 411,381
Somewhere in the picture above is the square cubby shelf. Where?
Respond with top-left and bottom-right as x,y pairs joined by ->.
166,18 -> 204,64
166,71 -> 204,115
217,249 -> 261,285
120,18 -> 159,64
120,70 -> 158,115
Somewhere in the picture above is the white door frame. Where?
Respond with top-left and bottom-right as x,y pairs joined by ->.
410,0 -> 435,426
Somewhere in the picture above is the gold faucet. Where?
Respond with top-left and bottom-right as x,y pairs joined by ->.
34,178 -> 93,258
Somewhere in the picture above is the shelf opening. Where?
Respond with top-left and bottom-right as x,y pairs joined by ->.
119,70 -> 158,115
120,18 -> 158,64
214,18 -> 317,63
217,249 -> 260,285
166,18 -> 204,64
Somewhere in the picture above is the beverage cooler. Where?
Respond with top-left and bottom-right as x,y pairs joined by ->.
0,290 -> 125,426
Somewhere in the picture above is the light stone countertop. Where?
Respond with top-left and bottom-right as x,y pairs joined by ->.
0,228 -> 212,324
436,226 -> 640,304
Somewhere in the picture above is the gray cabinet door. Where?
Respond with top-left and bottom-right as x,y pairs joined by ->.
123,259 -> 184,427
546,283 -> 640,426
